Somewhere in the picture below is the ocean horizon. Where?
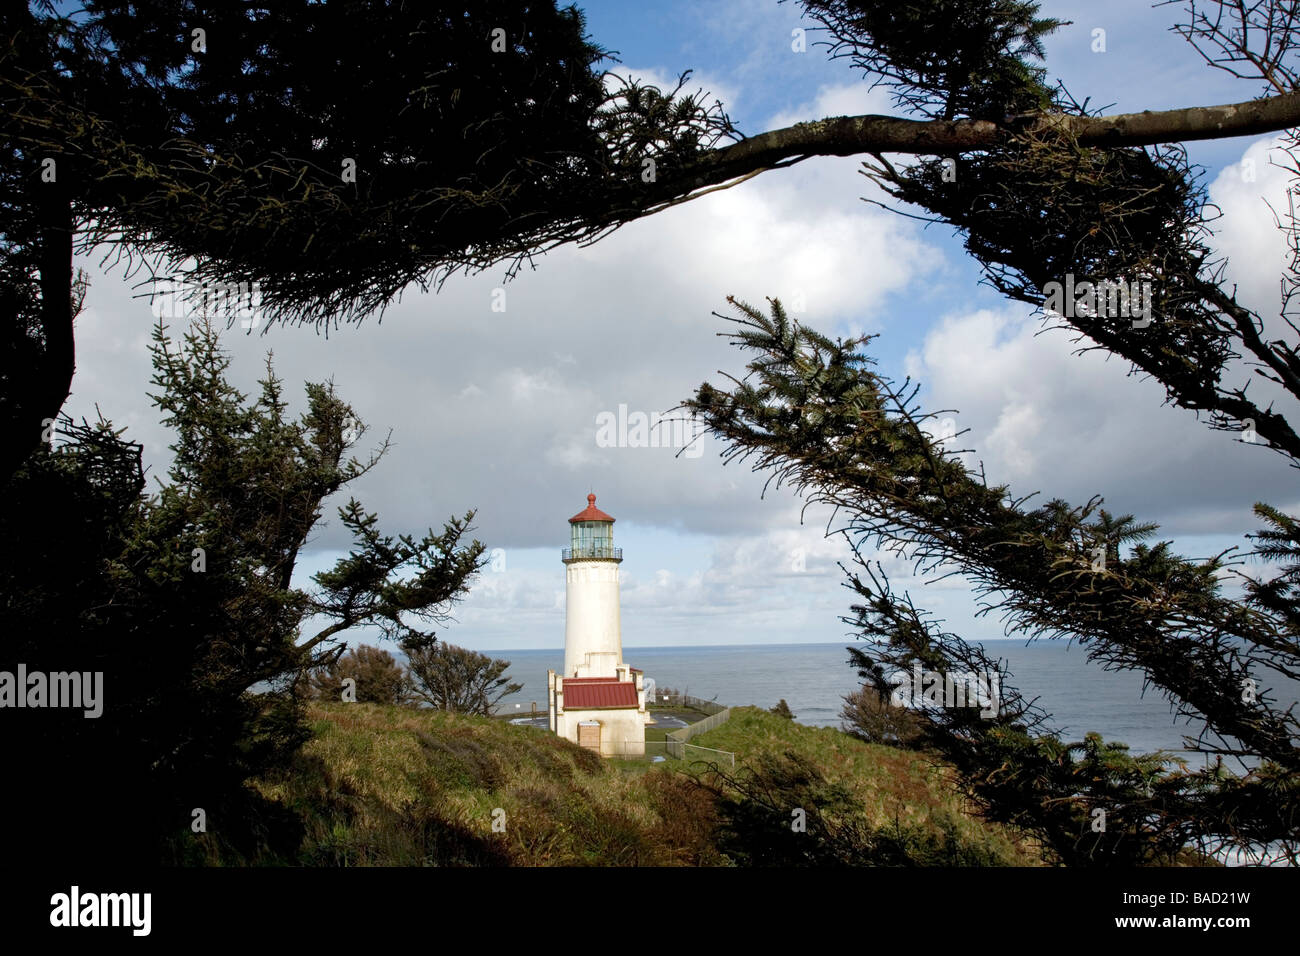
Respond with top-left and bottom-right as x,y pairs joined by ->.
486,640 -> 1299,762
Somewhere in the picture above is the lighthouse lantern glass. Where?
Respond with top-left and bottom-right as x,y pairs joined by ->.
572,520 -> 612,558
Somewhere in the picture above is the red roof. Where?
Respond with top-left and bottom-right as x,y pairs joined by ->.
564,676 -> 623,682
562,679 -> 638,709
569,493 -> 615,524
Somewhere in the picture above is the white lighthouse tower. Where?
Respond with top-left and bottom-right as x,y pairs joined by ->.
548,494 -> 649,756
563,493 -> 623,678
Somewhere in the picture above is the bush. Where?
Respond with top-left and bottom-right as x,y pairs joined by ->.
404,640 -> 522,715
311,645 -> 410,704
841,686 -> 925,748
643,769 -> 725,865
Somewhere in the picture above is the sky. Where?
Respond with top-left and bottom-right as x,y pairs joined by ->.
62,0 -> 1300,652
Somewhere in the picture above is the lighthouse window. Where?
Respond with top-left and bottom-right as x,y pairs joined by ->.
572,521 -> 612,556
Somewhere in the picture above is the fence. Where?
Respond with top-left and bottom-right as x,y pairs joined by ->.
661,705 -> 734,767
492,700 -> 545,718
651,693 -> 727,716
669,706 -> 731,744
599,738 -> 736,769
680,742 -> 735,769
600,740 -> 676,760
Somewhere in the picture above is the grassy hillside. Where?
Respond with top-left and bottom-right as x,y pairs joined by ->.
194,702 -> 1036,866
690,707 -> 1038,865
244,702 -> 716,865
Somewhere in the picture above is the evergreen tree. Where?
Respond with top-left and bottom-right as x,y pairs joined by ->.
0,316 -> 485,863
686,296 -> 1300,865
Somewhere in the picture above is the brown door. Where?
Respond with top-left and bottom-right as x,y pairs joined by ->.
578,722 -> 601,752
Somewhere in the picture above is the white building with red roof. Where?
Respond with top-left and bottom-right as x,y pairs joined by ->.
548,494 -> 649,757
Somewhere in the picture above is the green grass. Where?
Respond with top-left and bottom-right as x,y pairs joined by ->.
184,701 -> 1038,866
243,702 -> 721,865
691,706 -> 1038,864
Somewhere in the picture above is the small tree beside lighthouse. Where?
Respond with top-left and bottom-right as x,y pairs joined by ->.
548,494 -> 649,757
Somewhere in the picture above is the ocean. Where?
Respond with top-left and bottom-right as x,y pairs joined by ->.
488,640 -> 1299,761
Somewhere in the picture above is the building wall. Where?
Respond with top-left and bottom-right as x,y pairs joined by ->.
547,670 -> 557,733
563,559 -> 622,678
556,707 -> 646,758
548,671 -> 648,758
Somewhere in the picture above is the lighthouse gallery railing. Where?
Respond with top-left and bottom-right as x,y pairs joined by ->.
561,546 -> 622,561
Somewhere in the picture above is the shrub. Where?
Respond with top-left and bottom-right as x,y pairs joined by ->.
311,645 -> 410,704
405,640 -> 522,715
841,686 -> 925,748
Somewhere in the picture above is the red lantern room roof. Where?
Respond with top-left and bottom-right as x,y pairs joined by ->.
569,493 -> 615,524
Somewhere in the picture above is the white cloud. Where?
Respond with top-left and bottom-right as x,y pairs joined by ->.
906,303 -> 1298,536
1206,135 -> 1293,325
766,81 -> 898,131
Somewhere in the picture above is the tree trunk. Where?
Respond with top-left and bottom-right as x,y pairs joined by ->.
2,8 -> 75,484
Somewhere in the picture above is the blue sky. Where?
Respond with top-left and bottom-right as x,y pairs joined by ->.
64,1 -> 1300,652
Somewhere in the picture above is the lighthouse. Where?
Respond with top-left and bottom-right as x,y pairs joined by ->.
548,494 -> 649,756
563,493 -> 623,678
